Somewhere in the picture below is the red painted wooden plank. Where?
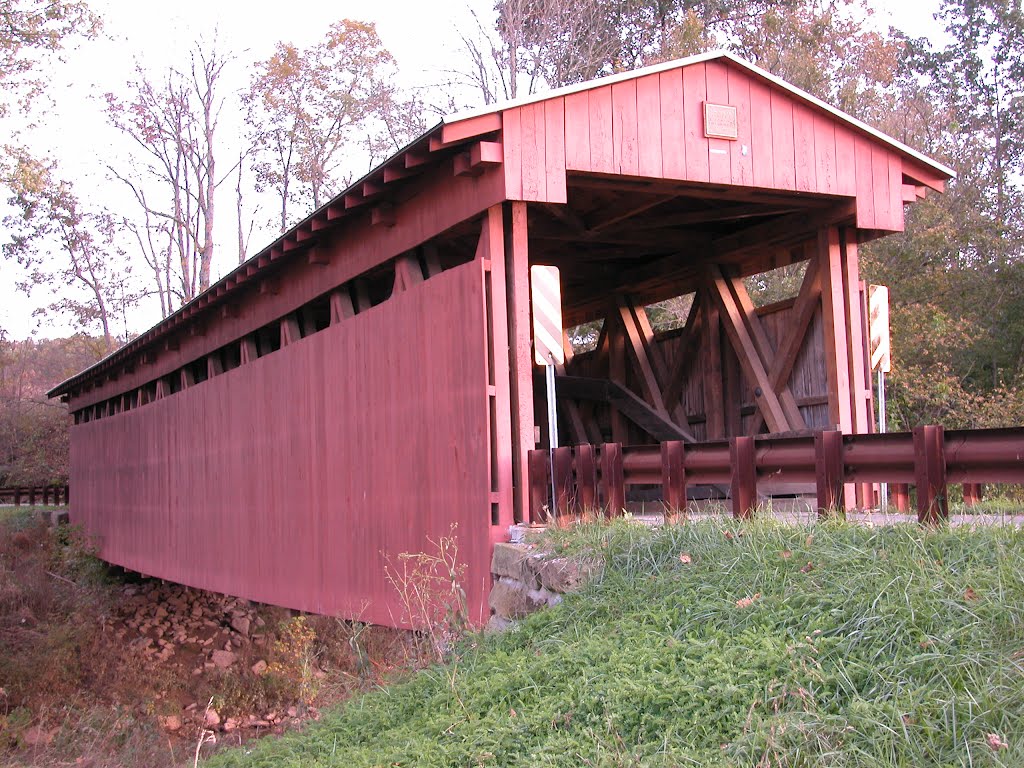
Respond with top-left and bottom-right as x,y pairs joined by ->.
793,102 -> 817,192
564,90 -> 591,172
636,73 -> 662,178
69,262 -> 493,629
659,69 -> 686,179
886,152 -> 904,231
748,79 -> 773,188
854,135 -> 875,228
520,103 -> 545,201
544,98 -> 567,204
812,113 -> 837,195
871,145 -> 892,231
769,89 -> 795,190
834,124 -> 856,197
682,62 -> 710,182
589,85 -> 614,174
705,60 -> 731,184
503,106 -> 523,200
612,79 -> 639,176
727,65 -> 753,186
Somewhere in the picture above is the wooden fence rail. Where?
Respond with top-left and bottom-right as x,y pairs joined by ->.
527,425 -> 1024,525
0,485 -> 70,507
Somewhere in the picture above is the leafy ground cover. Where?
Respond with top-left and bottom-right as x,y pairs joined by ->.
209,519 -> 1024,767
0,508 -> 414,767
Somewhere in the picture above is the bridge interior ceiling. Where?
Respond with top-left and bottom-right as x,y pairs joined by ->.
528,176 -> 850,327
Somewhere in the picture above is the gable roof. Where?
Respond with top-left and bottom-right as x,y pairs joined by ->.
50,50 -> 953,400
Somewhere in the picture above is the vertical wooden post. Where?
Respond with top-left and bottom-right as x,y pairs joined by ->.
505,202 -> 535,525
963,482 -> 984,507
661,440 -> 687,517
482,206 -> 514,532
607,310 -> 629,443
14,488 -> 21,506
703,297 -> 726,438
552,446 -> 574,517
730,436 -> 757,518
841,231 -> 872,508
528,449 -> 550,523
600,442 -> 625,515
576,444 -> 598,511
817,226 -> 854,433
42,486 -> 50,505
64,484 -> 70,505
29,487 -> 36,506
818,225 -> 855,509
891,483 -> 910,512
815,429 -> 845,516
914,425 -> 948,525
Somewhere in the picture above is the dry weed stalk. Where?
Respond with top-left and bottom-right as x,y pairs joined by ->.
385,525 -> 467,664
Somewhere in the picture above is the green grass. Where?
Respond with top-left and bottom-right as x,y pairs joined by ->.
208,520 -> 1024,767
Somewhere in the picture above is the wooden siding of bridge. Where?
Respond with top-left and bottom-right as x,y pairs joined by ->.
69,261 -> 494,627
503,59 -> 905,232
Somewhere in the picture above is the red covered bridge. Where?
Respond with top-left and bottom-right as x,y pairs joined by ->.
50,51 -> 953,627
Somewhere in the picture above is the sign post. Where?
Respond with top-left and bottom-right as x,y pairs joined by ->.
531,265 -> 564,518
868,285 -> 891,510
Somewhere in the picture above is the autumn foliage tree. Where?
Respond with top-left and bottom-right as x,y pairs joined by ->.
244,19 -> 400,231
1,149 -> 134,353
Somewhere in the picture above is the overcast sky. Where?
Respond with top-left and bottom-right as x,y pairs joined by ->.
0,0 -> 943,340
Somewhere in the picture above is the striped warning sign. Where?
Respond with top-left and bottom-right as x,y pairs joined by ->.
868,284 -> 891,373
531,265 -> 564,366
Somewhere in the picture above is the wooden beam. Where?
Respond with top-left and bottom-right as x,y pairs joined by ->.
818,226 -> 853,433
712,201 -> 857,261
704,265 -> 790,433
702,300 -> 725,438
841,229 -> 871,437
505,201 -> 535,524
280,314 -> 301,347
557,376 -> 695,442
393,252 -> 424,293
372,202 -> 396,228
329,288 -> 354,325
662,292 -> 704,413
440,113 -> 502,146
724,273 -> 806,430
555,330 -> 589,445
482,204 -> 515,527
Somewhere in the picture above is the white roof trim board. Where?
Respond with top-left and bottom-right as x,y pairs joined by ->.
444,49 -> 956,180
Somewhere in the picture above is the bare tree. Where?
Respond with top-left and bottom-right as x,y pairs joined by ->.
106,38 -> 235,316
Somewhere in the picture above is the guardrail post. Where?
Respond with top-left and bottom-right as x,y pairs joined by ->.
815,429 -> 845,516
914,425 -> 947,524
552,446 -> 574,517
600,443 -> 625,516
528,449 -> 551,523
42,486 -> 50,506
64,484 -> 70,505
661,441 -> 687,518
730,436 -> 757,519
14,488 -> 22,506
28,487 -> 36,506
962,482 -> 983,507
891,483 -> 909,512
575,444 -> 598,512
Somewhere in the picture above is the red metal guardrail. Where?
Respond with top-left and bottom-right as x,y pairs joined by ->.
528,425 -> 1024,525
0,485 -> 70,507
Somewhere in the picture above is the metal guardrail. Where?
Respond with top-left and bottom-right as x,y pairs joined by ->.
528,425 -> 1024,524
0,485 -> 69,506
